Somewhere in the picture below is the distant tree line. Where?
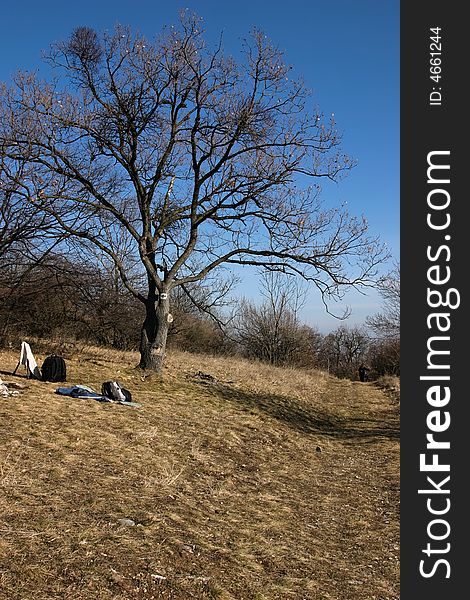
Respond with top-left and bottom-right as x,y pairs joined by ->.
232,267 -> 399,378
0,251 -> 399,379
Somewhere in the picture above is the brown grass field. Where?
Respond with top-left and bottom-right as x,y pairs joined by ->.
0,344 -> 399,600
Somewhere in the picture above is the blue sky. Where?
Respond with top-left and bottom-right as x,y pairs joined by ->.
0,0 -> 399,332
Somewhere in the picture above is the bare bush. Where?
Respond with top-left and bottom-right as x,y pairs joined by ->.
0,254 -> 143,349
366,338 -> 400,378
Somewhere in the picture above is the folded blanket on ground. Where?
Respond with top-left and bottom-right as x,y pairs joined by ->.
55,385 -> 140,407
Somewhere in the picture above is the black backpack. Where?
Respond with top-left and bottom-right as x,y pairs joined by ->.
101,381 -> 132,403
41,355 -> 67,382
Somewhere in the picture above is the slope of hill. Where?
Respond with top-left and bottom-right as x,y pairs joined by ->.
0,346 -> 399,600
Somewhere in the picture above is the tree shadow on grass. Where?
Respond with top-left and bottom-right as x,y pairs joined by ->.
209,382 -> 399,442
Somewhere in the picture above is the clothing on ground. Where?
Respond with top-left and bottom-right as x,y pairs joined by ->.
55,385 -> 140,407
18,342 -> 42,379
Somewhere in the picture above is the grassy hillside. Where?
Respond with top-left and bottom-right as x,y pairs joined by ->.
0,345 -> 399,600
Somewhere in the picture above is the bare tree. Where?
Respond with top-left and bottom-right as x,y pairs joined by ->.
0,14 -> 387,372
0,152 -> 67,345
366,264 -> 400,339
235,271 -> 312,366
366,338 -> 400,377
366,263 -> 400,376
320,325 -> 369,378
0,153 -> 56,260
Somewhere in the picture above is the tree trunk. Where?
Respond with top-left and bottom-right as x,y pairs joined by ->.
139,293 -> 171,373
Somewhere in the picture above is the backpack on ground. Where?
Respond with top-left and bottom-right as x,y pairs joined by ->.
41,355 -> 67,382
101,381 -> 132,403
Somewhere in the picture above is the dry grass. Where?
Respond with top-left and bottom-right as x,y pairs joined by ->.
374,376 -> 400,404
0,345 -> 399,600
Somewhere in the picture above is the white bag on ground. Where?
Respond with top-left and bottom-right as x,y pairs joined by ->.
13,342 -> 42,379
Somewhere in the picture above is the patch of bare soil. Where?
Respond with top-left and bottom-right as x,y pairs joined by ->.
0,346 -> 399,599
